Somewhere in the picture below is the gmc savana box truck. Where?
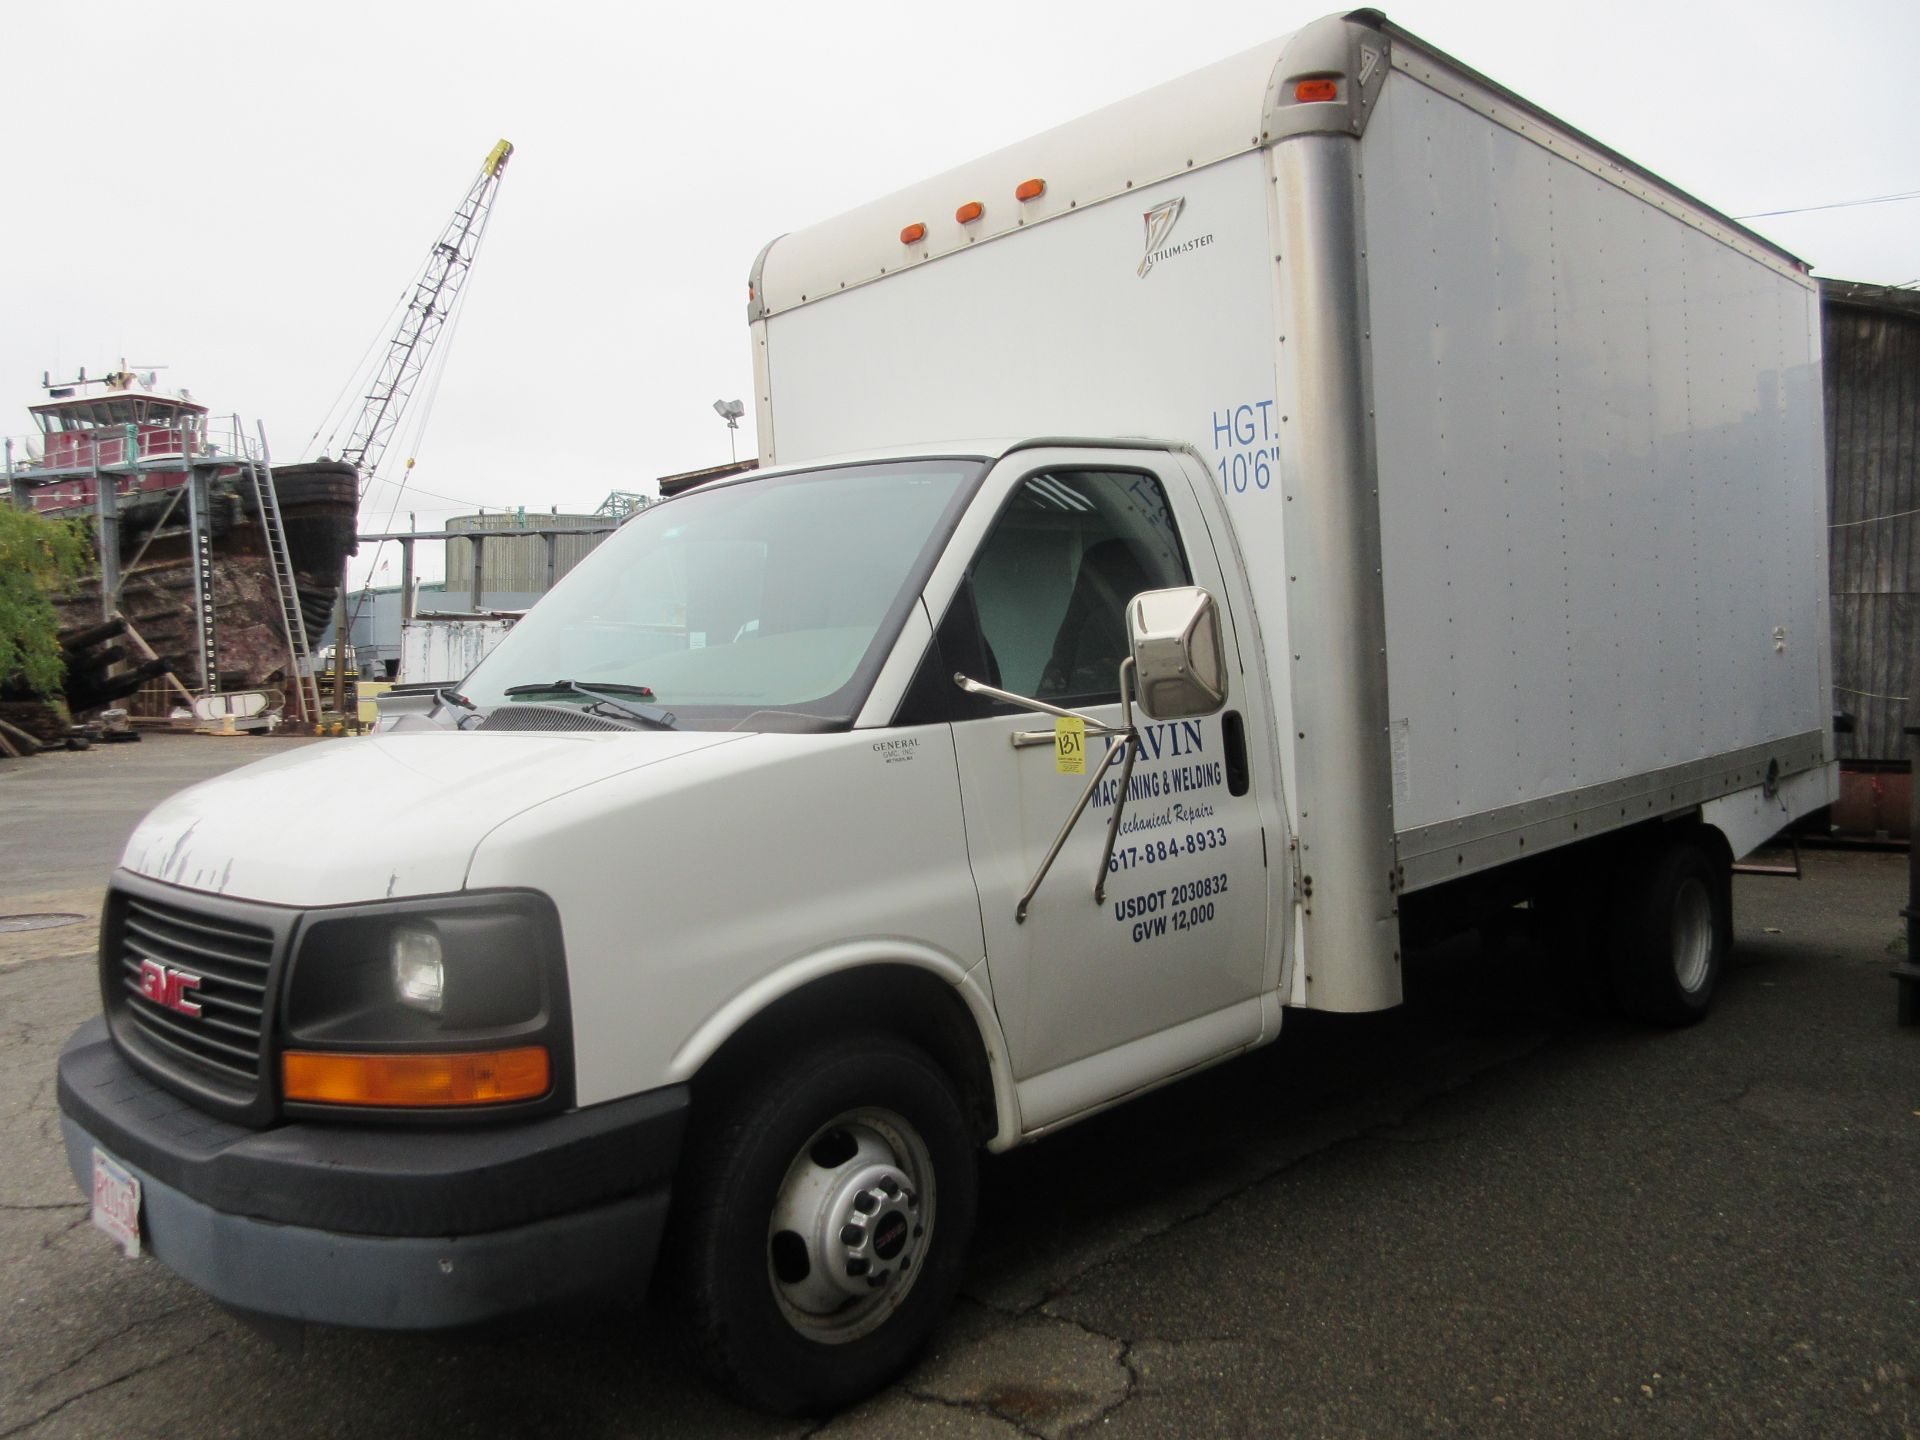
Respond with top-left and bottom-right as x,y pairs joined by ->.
59,10 -> 1833,1413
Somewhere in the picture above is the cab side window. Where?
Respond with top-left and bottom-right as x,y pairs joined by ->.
969,470 -> 1190,706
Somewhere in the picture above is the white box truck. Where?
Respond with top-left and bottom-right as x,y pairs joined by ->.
58,10 -> 1833,1414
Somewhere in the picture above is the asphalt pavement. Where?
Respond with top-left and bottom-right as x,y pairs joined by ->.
0,734 -> 1914,1437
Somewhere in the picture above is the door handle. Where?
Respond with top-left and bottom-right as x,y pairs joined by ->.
1223,710 -> 1250,797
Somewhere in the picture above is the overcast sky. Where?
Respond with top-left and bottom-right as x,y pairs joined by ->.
4,0 -> 1914,587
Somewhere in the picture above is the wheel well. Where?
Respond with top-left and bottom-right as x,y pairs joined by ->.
1691,816 -> 1735,870
689,966 -> 999,1145
1398,815 -> 1732,948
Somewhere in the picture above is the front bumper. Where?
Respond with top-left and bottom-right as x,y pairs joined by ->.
57,1017 -> 688,1330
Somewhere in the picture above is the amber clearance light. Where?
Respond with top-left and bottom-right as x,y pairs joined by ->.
284,1047 -> 551,1107
1014,178 -> 1046,202
1294,78 -> 1340,103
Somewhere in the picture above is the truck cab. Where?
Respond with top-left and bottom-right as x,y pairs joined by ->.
60,439 -> 1284,1411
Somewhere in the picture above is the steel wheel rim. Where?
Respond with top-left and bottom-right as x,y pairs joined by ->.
766,1106 -> 935,1344
1671,876 -> 1714,994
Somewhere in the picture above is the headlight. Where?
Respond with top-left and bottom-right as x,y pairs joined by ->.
281,891 -> 570,1115
391,927 -> 445,1013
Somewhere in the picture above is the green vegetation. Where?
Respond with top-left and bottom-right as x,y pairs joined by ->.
0,507 -> 92,696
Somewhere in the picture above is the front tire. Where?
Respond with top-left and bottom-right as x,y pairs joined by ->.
672,1034 -> 977,1414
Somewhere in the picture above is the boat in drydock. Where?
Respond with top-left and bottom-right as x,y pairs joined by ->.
4,367 -> 356,714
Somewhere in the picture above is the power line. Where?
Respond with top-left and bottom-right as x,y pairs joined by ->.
1736,188 -> 1920,220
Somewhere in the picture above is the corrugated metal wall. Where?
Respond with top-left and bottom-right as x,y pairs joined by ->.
1826,283 -> 1920,763
444,513 -> 610,594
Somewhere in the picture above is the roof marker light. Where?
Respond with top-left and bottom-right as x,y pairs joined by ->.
900,222 -> 927,245
1014,178 -> 1046,202
956,201 -> 984,224
1294,79 -> 1339,103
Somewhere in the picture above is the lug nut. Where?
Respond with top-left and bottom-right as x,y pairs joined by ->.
840,1223 -> 863,1246
853,1193 -> 878,1213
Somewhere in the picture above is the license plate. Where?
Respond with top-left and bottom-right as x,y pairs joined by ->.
90,1148 -> 142,1258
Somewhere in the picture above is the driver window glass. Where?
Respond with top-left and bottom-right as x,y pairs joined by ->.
970,469 -> 1190,705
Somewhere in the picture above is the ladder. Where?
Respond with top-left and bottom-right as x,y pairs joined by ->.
238,419 -> 324,728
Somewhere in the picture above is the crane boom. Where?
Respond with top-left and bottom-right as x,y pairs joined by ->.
342,138 -> 513,492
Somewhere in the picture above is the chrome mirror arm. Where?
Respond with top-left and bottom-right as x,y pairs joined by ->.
1014,738 -> 1131,923
953,674 -> 1111,732
952,660 -> 1143,923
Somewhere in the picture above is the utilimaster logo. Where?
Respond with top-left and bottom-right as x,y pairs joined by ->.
1136,197 -> 1213,278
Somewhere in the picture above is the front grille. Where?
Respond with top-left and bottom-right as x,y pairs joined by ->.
114,891 -> 275,1093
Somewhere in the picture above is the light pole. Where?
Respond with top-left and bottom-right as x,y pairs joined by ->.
713,399 -> 745,464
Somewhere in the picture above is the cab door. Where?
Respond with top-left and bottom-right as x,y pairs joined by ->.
915,449 -> 1274,1122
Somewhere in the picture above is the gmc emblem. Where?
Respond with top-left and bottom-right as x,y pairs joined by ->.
136,959 -> 203,1017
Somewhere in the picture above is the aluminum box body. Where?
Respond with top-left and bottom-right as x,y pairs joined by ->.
753,12 -> 1835,1007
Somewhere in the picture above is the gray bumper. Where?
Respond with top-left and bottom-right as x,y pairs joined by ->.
58,1017 -> 685,1331
61,1118 -> 670,1330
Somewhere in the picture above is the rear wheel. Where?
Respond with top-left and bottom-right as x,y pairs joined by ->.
673,1034 -> 977,1414
1609,830 -> 1731,1026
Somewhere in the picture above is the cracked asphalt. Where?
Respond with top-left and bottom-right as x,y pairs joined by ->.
2,734 -> 1916,1437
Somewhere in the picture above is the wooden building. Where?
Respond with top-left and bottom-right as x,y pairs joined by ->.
1824,279 -> 1920,835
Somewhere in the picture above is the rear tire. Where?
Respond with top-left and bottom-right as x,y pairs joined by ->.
1609,830 -> 1731,1026
672,1034 -> 977,1415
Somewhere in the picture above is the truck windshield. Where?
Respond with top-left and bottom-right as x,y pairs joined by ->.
459,458 -> 982,731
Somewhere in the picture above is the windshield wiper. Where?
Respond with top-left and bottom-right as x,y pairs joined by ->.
503,680 -> 679,730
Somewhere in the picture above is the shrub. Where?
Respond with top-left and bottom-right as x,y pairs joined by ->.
0,506 -> 93,696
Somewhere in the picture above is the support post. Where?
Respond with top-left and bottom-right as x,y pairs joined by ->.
332,557 -> 349,715
469,533 -> 485,611
1900,682 -> 1920,1024
6,438 -> 28,510
94,439 -> 123,620
399,538 -> 416,622
186,469 -> 218,692
544,532 -> 557,592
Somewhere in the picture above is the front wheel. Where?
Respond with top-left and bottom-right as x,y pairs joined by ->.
672,1034 -> 977,1414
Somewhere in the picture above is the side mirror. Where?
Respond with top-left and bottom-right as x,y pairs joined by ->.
1127,586 -> 1227,721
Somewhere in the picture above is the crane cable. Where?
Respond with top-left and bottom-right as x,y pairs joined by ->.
303,144 -> 471,462
300,280 -> 411,462
345,174 -> 511,639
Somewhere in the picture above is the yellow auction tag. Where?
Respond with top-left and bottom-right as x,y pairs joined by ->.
1054,716 -> 1086,775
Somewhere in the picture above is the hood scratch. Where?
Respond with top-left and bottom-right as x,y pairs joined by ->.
162,820 -> 201,882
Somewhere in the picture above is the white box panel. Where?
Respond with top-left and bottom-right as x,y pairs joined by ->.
1364,75 -> 1826,840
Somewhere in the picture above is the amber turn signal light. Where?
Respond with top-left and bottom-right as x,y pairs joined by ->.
1294,78 -> 1339,103
1014,178 -> 1046,201
900,222 -> 927,244
284,1047 -> 551,1107
955,201 -> 984,224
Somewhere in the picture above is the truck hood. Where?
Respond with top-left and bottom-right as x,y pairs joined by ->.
120,730 -> 751,907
